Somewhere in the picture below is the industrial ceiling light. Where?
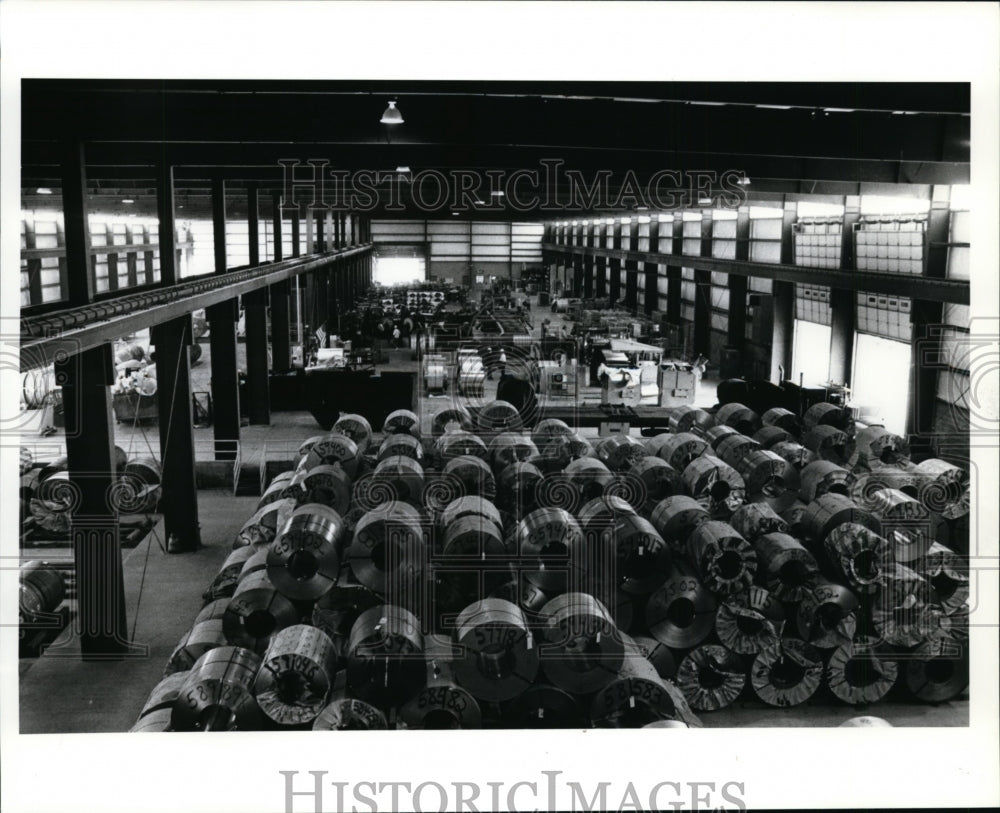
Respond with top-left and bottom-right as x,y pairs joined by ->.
122,198 -> 135,204
380,100 -> 404,125
491,190 -> 504,198
736,175 -> 751,186
36,187 -> 53,195
698,195 -> 712,206
395,166 -> 411,173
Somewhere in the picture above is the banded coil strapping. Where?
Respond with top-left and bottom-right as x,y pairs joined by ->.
346,605 -> 425,705
254,624 -> 339,725
347,501 -> 425,593
452,598 -> 540,702
267,503 -> 344,600
171,646 -> 262,731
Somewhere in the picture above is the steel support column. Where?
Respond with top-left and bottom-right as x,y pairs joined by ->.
771,201 -> 797,383
151,316 -> 201,552
643,218 -> 660,316
694,214 -> 713,357
828,197 -> 860,386
61,141 -> 95,305
207,177 -> 240,461
624,220 -> 639,311
57,345 -> 128,656
609,223 -> 622,305
156,161 -> 178,286
595,222 -> 607,298
666,216 -> 683,326
243,185 -> 270,425
727,206 -> 750,354
270,192 -> 291,373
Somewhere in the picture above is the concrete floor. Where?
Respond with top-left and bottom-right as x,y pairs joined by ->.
17,298 -> 969,731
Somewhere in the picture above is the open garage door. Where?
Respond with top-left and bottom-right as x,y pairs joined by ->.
374,244 -> 427,286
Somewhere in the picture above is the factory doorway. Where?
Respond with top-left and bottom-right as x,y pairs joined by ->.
373,244 -> 427,286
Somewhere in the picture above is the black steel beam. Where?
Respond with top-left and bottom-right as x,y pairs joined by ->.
609,223 -> 622,305
543,242 -> 969,305
56,344 -> 129,656
644,218 -> 659,316
270,192 -> 291,374
61,141 -> 95,306
244,184 -> 270,425
727,208 -> 750,352
151,315 -> 201,552
156,162 -> 178,286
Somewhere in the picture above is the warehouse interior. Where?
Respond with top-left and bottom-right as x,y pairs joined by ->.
16,79 -> 978,735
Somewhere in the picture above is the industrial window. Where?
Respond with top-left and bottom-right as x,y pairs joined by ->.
795,284 -> 831,325
374,255 -> 426,286
854,216 -> 926,275
793,219 -> 842,269
791,319 -> 831,386
852,332 -> 911,435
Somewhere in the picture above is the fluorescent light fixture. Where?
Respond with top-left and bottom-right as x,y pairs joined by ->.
451,211 -> 460,216
491,190 -> 504,197
823,108 -> 856,113
736,175 -> 751,186
638,216 -> 651,224
756,104 -> 792,110
658,214 -> 672,223
395,166 -> 411,173
474,199 -> 485,206
572,221 -> 579,226
605,218 -> 615,225
36,187 -> 53,195
697,196 -> 713,206
122,198 -> 135,204
380,100 -> 404,125
620,216 -> 631,224
690,101 -> 726,107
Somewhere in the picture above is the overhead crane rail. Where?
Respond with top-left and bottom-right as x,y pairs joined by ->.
543,242 -> 970,305
19,244 -> 373,372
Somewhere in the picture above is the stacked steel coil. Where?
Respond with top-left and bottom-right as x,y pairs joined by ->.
134,398 -> 969,731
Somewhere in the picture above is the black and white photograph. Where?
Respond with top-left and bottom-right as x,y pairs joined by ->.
1,3 -> 998,812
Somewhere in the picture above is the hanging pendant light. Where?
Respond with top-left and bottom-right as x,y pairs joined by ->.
380,100 -> 404,125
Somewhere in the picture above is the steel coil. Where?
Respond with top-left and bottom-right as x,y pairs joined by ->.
737,450 -> 800,511
682,455 -> 746,516
800,493 -> 882,545
534,432 -> 593,473
301,433 -> 361,478
871,563 -> 938,647
761,407 -> 801,435
715,433 -> 761,470
440,496 -> 503,533
649,495 -> 710,552
779,500 -> 811,538
753,533 -> 819,602
705,424 -> 740,449
589,636 -> 701,727
531,418 -> 575,448
18,561 -> 65,623
517,507 -> 586,594
823,522 -> 890,595
370,456 -> 425,505
348,501 -> 425,593
477,400 -> 523,432
771,440 -> 816,469
802,424 -> 852,465
496,461 -> 543,516
203,546 -> 258,602
311,569 -> 382,659
130,708 -> 176,731
382,408 -> 421,437
803,402 -> 855,436
605,514 -> 670,597
171,646 -> 263,731
577,494 -> 637,531
298,466 -> 352,516
902,638 -> 969,703
687,520 -> 757,596
137,671 -> 190,721
436,431 -> 489,463
667,405 -> 713,435
443,455 -> 497,501
267,503 -> 344,600
753,425 -> 793,450
489,432 -> 539,472
235,498 -> 296,549
867,488 -> 933,563
839,715 -> 893,727
346,605 -> 425,704
563,457 -> 614,504
675,644 -> 746,711
538,593 -> 624,694
222,570 -> 300,654
400,634 -> 482,729
716,402 -> 761,435
237,547 -> 270,583
628,457 -> 683,506
502,683 -> 585,728
254,624 -> 339,726
825,640 -> 898,705
258,470 -> 298,509
378,433 -> 424,463
442,514 -> 507,557
799,460 -> 855,504
646,565 -> 717,649
849,425 -> 911,467
631,635 -> 678,680
715,586 -> 785,655
795,578 -> 859,649
728,503 -> 789,542
750,638 -> 824,708
452,598 -> 539,702
332,413 -> 373,454
312,691 -> 389,730
912,458 -> 969,520
165,618 -> 227,676
432,405 -> 475,436
656,432 -> 708,471
595,434 -> 649,472
919,542 -> 969,616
